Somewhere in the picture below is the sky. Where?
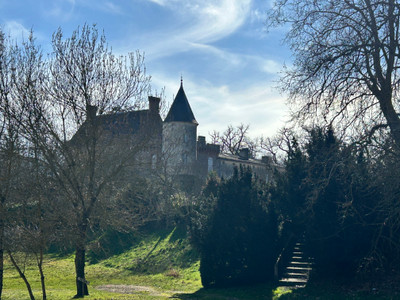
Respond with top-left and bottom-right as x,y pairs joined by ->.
0,0 -> 292,139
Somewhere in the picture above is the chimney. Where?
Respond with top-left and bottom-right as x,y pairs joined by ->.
238,148 -> 250,160
86,104 -> 98,120
262,156 -> 271,164
148,96 -> 160,114
197,136 -> 206,147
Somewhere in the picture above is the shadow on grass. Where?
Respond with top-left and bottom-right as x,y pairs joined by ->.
127,227 -> 199,275
170,284 -> 274,300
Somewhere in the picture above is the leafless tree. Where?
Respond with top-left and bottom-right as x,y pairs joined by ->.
0,29 -> 28,299
14,25 -> 152,298
259,127 -> 297,164
268,0 -> 400,146
210,124 -> 260,157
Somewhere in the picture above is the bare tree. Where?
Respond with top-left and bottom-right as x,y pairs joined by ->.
259,127 -> 298,164
210,124 -> 260,157
15,25 -> 152,298
0,29 -> 27,299
268,0 -> 400,146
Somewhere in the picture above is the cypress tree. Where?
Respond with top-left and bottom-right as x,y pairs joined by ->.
198,167 -> 278,288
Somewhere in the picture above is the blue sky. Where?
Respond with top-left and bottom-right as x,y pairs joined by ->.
0,0 -> 291,139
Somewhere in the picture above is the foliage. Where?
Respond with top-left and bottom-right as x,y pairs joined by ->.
268,0 -> 400,146
271,126 -> 390,278
4,228 -> 400,299
192,168 -> 278,288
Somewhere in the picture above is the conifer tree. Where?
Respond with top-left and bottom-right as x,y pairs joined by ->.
197,167 -> 278,288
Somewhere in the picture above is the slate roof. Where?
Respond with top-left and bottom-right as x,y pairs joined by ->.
94,111 -> 150,135
164,82 -> 198,124
72,109 -> 162,143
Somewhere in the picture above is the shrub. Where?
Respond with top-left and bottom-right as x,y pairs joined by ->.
193,167 -> 279,288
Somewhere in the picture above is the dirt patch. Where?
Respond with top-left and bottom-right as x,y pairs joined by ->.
96,284 -> 160,296
95,284 -> 185,297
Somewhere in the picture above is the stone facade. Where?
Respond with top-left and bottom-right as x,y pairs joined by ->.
76,81 -> 277,184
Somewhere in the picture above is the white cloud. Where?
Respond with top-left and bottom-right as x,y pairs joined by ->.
146,0 -> 167,6
183,42 -> 283,75
3,21 -> 30,41
191,82 -> 288,138
44,0 -> 76,20
131,0 -> 252,59
150,71 -> 288,139
260,58 -> 282,74
182,0 -> 251,43
104,2 -> 123,14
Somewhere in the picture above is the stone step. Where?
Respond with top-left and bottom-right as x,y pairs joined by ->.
292,256 -> 303,260
284,272 -> 309,279
278,281 -> 307,288
286,266 -> 312,271
279,277 -> 308,287
288,261 -> 313,266
284,268 -> 309,275
280,277 -> 308,283
277,239 -> 312,289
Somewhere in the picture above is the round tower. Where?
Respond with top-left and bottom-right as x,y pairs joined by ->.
162,80 -> 198,176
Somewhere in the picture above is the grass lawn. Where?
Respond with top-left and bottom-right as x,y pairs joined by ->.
3,227 -> 399,299
3,227 -> 203,300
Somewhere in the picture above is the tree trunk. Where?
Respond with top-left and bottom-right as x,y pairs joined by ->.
0,247 -> 3,300
378,89 -> 400,147
8,251 -> 35,300
74,222 -> 89,298
0,224 -> 3,300
74,247 -> 88,298
37,249 -> 46,300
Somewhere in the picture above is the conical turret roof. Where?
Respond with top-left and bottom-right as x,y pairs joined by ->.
164,81 -> 198,124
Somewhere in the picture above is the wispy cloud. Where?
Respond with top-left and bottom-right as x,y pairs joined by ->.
190,81 -> 288,138
181,0 -> 251,43
103,2 -> 123,15
132,0 -> 252,59
183,42 -> 283,75
3,21 -> 30,40
146,0 -> 167,6
44,0 -> 76,21
151,71 -> 288,138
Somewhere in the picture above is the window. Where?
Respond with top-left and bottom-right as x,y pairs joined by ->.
151,154 -> 157,169
182,153 -> 188,164
208,157 -> 213,172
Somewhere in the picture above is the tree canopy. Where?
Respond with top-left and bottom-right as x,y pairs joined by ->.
268,0 -> 400,145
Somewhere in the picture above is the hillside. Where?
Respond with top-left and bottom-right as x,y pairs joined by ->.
4,227 -> 397,300
3,227 -> 202,300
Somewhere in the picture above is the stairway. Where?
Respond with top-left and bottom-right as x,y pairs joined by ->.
278,241 -> 313,288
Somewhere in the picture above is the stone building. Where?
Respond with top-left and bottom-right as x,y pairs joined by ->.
162,81 -> 198,177
75,80 -> 276,184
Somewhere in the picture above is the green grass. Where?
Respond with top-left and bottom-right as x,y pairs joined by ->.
3,227 -> 203,300
3,227 -> 399,299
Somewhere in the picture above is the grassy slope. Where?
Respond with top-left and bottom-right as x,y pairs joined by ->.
3,227 -> 202,300
3,227 -> 398,300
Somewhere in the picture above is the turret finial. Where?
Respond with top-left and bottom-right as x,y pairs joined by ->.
180,75 -> 183,87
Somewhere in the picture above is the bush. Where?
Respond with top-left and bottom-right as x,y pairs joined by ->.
193,167 -> 279,288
